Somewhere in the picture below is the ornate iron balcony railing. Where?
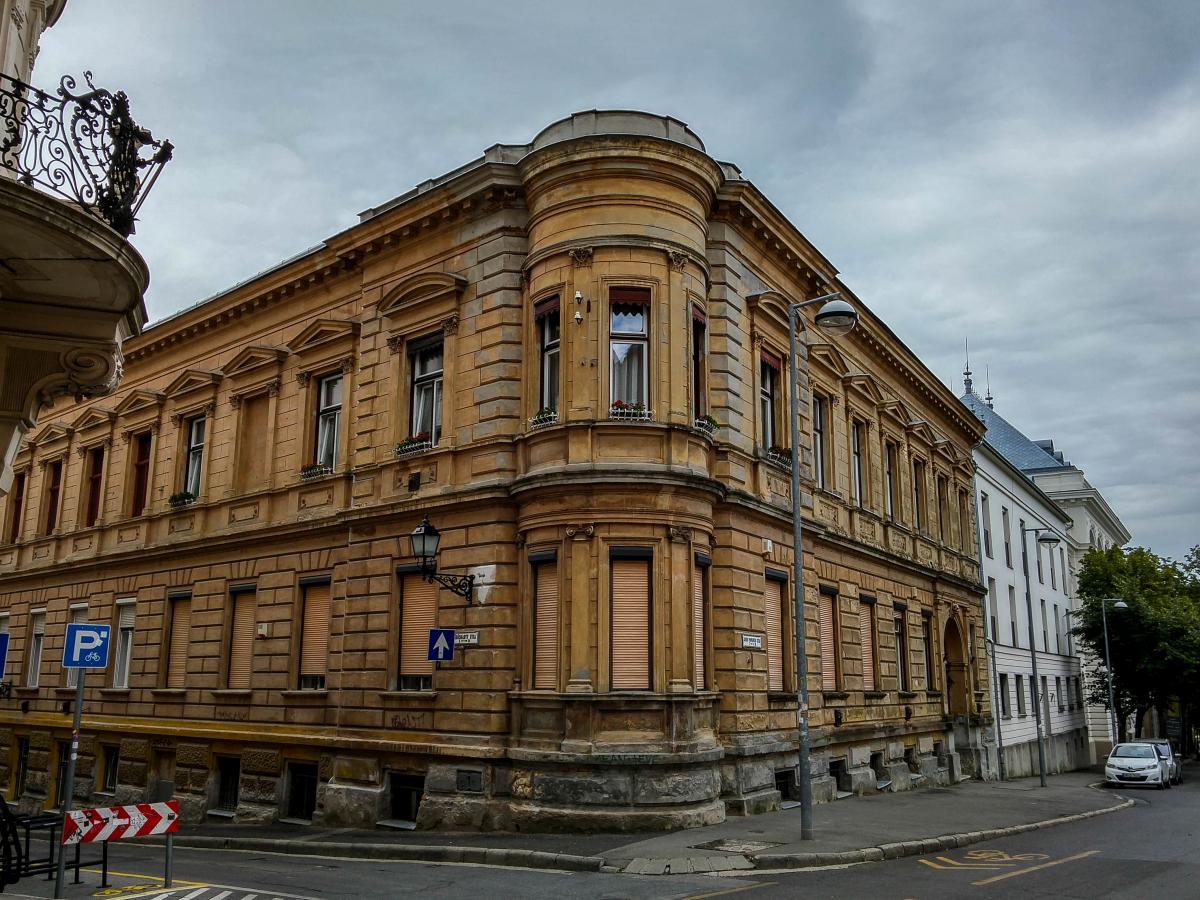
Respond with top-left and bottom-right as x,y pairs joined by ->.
0,70 -> 172,236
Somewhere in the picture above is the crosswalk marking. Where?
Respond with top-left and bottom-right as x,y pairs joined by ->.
210,892 -> 232,900
179,889 -> 210,900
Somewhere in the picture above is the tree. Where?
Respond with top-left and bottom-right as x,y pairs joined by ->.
1071,546 -> 1200,744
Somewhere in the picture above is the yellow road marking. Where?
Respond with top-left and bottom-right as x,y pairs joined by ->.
81,866 -> 205,886
971,850 -> 1100,885
685,882 -> 776,899
919,857 -> 1012,870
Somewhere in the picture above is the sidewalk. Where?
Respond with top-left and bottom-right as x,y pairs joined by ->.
157,770 -> 1130,875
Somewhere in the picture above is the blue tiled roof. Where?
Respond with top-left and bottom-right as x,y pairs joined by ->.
960,392 -> 1068,473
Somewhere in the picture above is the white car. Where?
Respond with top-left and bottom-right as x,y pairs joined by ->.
1105,742 -> 1170,789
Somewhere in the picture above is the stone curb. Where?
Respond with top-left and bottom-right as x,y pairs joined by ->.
750,797 -> 1134,871
139,836 -> 605,872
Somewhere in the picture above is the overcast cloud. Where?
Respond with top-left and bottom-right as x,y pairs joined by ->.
33,0 -> 1199,560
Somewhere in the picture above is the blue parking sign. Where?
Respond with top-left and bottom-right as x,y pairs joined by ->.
63,623 -> 111,668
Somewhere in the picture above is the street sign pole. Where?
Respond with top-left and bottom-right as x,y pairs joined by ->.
53,670 -> 85,899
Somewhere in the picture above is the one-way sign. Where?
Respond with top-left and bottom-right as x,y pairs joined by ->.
427,628 -> 455,661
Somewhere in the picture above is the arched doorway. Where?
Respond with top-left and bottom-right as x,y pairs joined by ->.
943,616 -> 970,716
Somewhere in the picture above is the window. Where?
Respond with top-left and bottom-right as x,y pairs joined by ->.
1060,548 -> 1068,594
911,458 -> 926,531
531,557 -> 559,691
315,374 -> 343,468
894,608 -> 909,692
235,394 -> 270,492
65,606 -> 87,688
1040,675 -> 1049,723
1053,604 -> 1061,654
691,309 -> 707,419
851,420 -> 866,507
1036,542 -> 1044,584
536,298 -> 561,413
13,736 -> 29,798
83,446 -> 105,527
184,416 -> 205,495
692,559 -> 708,691
859,598 -> 877,692
884,441 -> 899,519
298,580 -> 330,690
1002,507 -> 1012,567
43,459 -> 63,533
1049,546 -> 1057,590
129,433 -> 152,516
922,615 -> 934,689
819,588 -> 839,691
609,288 -> 650,409
286,762 -> 318,821
216,756 -> 240,812
1075,678 -> 1084,707
764,573 -> 786,693
101,745 -> 120,794
936,476 -> 949,543
958,489 -> 971,551
409,338 -> 443,442
112,601 -> 135,689
1056,675 -> 1064,711
26,610 -> 45,687
228,588 -> 256,690
611,554 -> 651,690
999,673 -> 1011,717
981,493 -> 993,558
166,593 -> 191,689
1040,599 -> 1048,652
809,394 -> 830,487
1016,674 -> 1027,715
760,356 -> 780,448
399,573 -> 436,691
1008,585 -> 1019,646
986,578 -> 998,641
6,470 -> 24,542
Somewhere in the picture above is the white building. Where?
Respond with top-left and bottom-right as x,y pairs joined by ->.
962,385 -> 1090,777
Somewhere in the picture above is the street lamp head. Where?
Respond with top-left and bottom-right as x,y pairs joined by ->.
409,516 -> 441,568
814,297 -> 858,337
1035,531 -> 1061,548
1113,600 -> 1128,610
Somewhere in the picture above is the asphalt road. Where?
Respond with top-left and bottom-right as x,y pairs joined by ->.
10,776 -> 1196,900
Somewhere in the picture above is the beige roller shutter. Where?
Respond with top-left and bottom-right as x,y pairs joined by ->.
765,578 -> 784,693
533,562 -> 559,690
819,592 -> 837,691
692,567 -> 705,690
611,559 -> 650,690
228,592 -> 256,689
859,602 -> 876,692
118,603 -> 135,630
400,575 -> 436,677
299,582 -> 330,679
167,598 -> 191,689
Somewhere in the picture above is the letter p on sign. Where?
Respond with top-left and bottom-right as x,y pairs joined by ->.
63,623 -> 111,669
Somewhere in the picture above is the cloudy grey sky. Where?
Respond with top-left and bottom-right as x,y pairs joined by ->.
35,1 -> 1199,561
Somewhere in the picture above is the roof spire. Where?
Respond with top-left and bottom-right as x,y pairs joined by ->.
985,365 -> 994,409
963,339 -> 973,395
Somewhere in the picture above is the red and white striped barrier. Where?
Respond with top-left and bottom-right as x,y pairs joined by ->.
62,800 -> 180,845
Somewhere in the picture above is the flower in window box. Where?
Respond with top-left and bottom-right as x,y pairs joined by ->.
395,432 -> 434,454
168,490 -> 196,508
530,407 -> 558,428
300,462 -> 334,479
694,414 -> 719,435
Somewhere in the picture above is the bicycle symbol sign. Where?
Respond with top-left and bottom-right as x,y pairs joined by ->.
63,623 -> 111,669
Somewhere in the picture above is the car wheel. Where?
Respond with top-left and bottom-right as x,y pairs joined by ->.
1158,777 -> 1167,790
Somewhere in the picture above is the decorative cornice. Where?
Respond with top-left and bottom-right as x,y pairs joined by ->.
296,372 -> 311,387
442,316 -> 459,335
568,247 -> 593,267
667,250 -> 687,272
267,378 -> 281,397
565,523 -> 595,540
668,525 -> 692,543
386,335 -> 403,355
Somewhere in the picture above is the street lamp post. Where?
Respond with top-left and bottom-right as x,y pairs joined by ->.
787,291 -> 858,841
1099,597 -> 1128,744
1020,525 -> 1061,787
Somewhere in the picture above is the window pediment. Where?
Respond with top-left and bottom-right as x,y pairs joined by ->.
29,420 -> 73,447
877,397 -> 912,427
221,345 -> 289,380
71,408 -> 116,432
114,389 -> 165,417
808,341 -> 851,377
843,372 -> 885,405
906,419 -> 936,445
377,271 -> 467,318
164,369 -> 222,399
287,319 -> 361,356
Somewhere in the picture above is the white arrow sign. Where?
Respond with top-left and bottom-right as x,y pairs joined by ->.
432,632 -> 450,659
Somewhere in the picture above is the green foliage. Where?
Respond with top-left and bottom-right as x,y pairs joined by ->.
1071,545 -> 1200,739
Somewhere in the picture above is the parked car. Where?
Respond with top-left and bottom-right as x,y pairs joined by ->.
1105,743 -> 1170,789
1147,738 -> 1183,785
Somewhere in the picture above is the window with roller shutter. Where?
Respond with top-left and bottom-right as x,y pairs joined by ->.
764,572 -> 786,693
399,574 -> 436,691
166,592 -> 191,689
692,555 -> 710,691
298,580 -> 330,690
819,588 -> 840,691
859,597 -> 877,692
112,601 -> 135,689
227,586 -> 256,690
610,553 -> 651,691
531,555 -> 559,691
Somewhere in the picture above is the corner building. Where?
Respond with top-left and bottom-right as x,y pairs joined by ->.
0,112 -> 989,831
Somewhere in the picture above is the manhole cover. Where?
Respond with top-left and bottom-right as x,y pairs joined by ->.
690,839 -> 783,853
